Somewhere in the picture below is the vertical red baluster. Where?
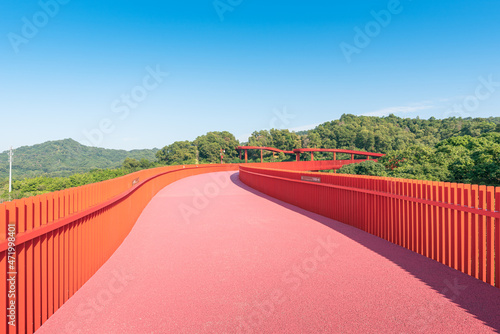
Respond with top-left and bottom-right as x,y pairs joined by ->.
444,183 -> 450,267
457,184 -> 464,273
0,203 -> 6,334
16,199 -> 27,333
471,185 -> 479,279
6,202 -> 17,334
486,187 -> 494,286
33,196 -> 42,331
450,183 -> 458,270
495,188 -> 500,288
40,194 -> 48,325
478,186 -> 486,282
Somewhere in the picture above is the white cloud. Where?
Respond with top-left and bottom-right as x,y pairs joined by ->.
121,137 -> 140,143
237,133 -> 252,143
288,123 -> 322,132
361,96 -> 471,118
362,104 -> 434,117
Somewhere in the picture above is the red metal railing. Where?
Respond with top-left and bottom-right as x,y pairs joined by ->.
239,166 -> 500,289
0,157 -> 432,333
0,164 -> 239,334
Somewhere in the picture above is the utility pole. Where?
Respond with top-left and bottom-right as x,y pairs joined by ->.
8,146 -> 13,200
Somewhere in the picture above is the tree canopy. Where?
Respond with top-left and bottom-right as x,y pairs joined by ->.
340,132 -> 500,186
194,131 -> 240,163
156,141 -> 197,165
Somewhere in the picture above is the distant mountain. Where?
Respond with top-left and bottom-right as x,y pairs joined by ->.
0,139 -> 158,179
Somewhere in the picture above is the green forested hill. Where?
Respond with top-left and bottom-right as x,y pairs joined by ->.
303,115 -> 500,153
245,115 -> 500,153
0,139 -> 158,179
299,115 -> 500,186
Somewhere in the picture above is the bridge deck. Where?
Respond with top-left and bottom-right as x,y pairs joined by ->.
37,172 -> 500,333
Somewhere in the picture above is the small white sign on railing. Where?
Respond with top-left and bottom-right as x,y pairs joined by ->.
301,175 -> 321,183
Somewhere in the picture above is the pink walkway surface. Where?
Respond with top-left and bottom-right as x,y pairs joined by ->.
37,172 -> 500,333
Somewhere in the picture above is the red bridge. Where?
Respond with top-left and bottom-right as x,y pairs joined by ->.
236,146 -> 385,165
1,155 -> 499,333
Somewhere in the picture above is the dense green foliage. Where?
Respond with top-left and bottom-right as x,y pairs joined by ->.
194,131 -> 240,163
337,160 -> 388,177
246,129 -> 302,151
156,131 -> 240,164
338,132 -> 500,186
156,141 -> 197,165
0,139 -> 158,179
245,115 -> 500,167
0,169 -> 128,200
305,114 -> 500,154
245,129 -> 301,162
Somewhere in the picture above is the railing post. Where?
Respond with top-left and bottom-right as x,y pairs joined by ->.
261,149 -> 263,163
496,188 -> 500,288
245,150 -> 248,163
296,153 -> 300,162
311,152 -> 314,161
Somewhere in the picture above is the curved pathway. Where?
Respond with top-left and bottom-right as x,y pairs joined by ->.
37,172 -> 500,333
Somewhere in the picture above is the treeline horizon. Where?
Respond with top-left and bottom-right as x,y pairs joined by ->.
1,114 -> 499,201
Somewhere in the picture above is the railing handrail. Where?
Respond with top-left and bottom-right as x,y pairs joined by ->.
240,167 -> 500,219
239,165 -> 500,289
0,164 -> 235,252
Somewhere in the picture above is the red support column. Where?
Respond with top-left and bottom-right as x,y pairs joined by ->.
311,152 -> 314,161
245,150 -> 248,163
333,152 -> 336,161
296,153 -> 300,162
351,153 -> 354,161
260,149 -> 263,163
367,155 -> 370,160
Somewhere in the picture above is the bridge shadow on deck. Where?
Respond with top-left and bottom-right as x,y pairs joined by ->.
230,172 -> 500,332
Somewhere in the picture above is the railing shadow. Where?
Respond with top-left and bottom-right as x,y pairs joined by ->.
230,172 -> 500,332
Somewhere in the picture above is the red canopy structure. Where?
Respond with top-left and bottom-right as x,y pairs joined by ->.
236,146 -> 385,163
236,146 -> 294,163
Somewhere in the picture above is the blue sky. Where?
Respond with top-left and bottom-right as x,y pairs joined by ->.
1,0 -> 499,152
